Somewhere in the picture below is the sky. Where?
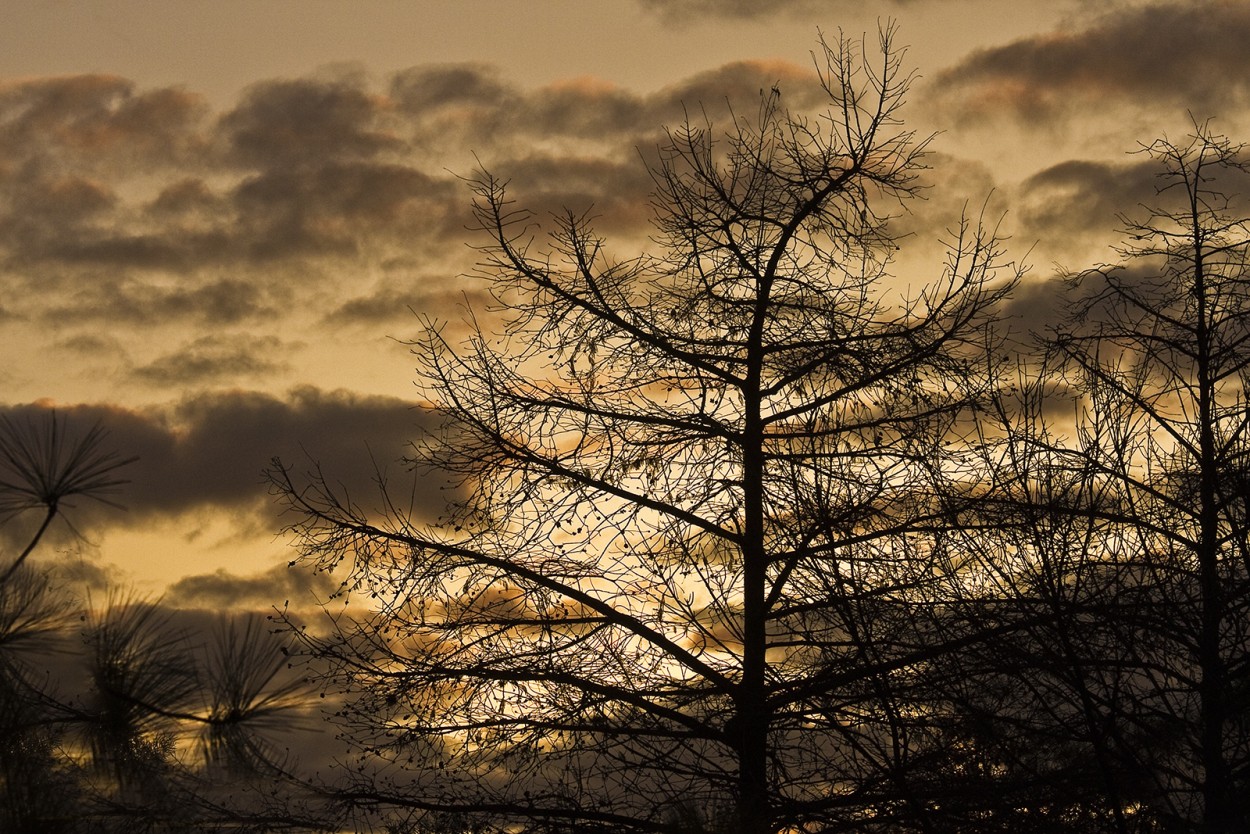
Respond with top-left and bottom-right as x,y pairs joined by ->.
3,0 -> 1249,613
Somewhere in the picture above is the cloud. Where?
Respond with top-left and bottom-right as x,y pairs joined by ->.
0,387 -> 445,529
932,2 -> 1250,126
131,334 -> 293,387
3,162 -> 459,279
389,63 -> 649,152
4,172 -> 116,224
323,275 -> 478,327
0,73 -> 461,330
443,60 -> 843,264
634,0 -> 924,22
1015,157 -> 1160,247
483,153 -> 657,237
389,63 -> 513,114
53,556 -> 113,591
145,178 -> 222,217
0,52 -> 903,421
390,56 -> 826,156
649,58 -> 825,116
993,273 -> 1077,339
166,562 -> 337,611
517,76 -> 649,142
1009,143 -> 1250,271
637,0 -> 797,19
39,277 -> 276,326
994,250 -> 1216,348
323,285 -> 423,326
0,75 -> 208,174
220,75 -> 401,170
0,56 -> 837,317
229,161 -> 461,260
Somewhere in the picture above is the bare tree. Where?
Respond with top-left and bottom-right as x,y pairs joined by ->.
273,28 -> 1017,834
957,123 -> 1250,834
942,372 -> 1160,833
1055,124 -> 1250,833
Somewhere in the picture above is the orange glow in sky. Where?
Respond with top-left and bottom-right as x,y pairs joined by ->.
2,0 -> 1243,600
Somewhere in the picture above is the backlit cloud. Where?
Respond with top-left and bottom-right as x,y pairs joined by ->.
636,0 -> 929,21
933,2 -> 1250,126
220,75 -> 401,170
323,276 -> 476,328
0,387 -> 443,529
0,75 -> 208,174
39,277 -> 276,326
131,334 -> 293,386
1,34 -> 1159,600
0,56 -> 836,335
1016,157 -> 1160,246
166,562 -> 337,611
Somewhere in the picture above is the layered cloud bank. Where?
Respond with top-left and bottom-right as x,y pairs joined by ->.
2,0 -> 1246,597
931,2 -> 1250,126
0,387 -> 436,527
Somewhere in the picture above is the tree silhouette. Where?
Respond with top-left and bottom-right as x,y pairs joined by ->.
0,412 -> 316,832
198,614 -> 311,777
1046,124 -> 1250,833
954,123 -> 1250,834
273,28 -> 1019,834
0,564 -> 84,834
0,413 -> 135,832
0,413 -> 136,586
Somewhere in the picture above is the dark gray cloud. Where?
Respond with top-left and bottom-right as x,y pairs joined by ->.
649,58 -> 827,116
389,63 -> 513,114
408,59 -> 831,241
323,275 -> 478,327
166,562 -> 337,611
515,78 -> 649,141
146,178 -> 222,217
0,75 -> 208,174
635,0 -> 918,22
391,58 -> 827,158
1011,146 -> 1250,269
46,231 -> 213,270
0,73 -> 455,329
389,63 -> 648,150
485,153 -> 657,236
993,252 -> 1210,347
932,2 -> 1250,126
1014,157 -> 1162,254
56,333 -> 122,353
323,285 -> 423,326
229,161 -> 462,260
0,169 -> 119,274
5,171 -> 116,223
0,56 -> 836,319
53,556 -> 113,591
40,277 -> 276,326
994,272 -> 1077,339
131,334 -> 292,386
0,387 -> 445,529
0,48 -> 919,441
220,75 -> 401,170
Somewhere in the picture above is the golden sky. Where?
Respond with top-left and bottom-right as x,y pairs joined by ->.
3,0 -> 1247,602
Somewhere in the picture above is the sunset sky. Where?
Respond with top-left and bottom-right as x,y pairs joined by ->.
3,0 -> 1248,612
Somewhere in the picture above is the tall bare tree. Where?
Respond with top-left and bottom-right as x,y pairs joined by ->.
956,123 -> 1250,834
1056,124 -> 1250,833
273,28 -> 1018,834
